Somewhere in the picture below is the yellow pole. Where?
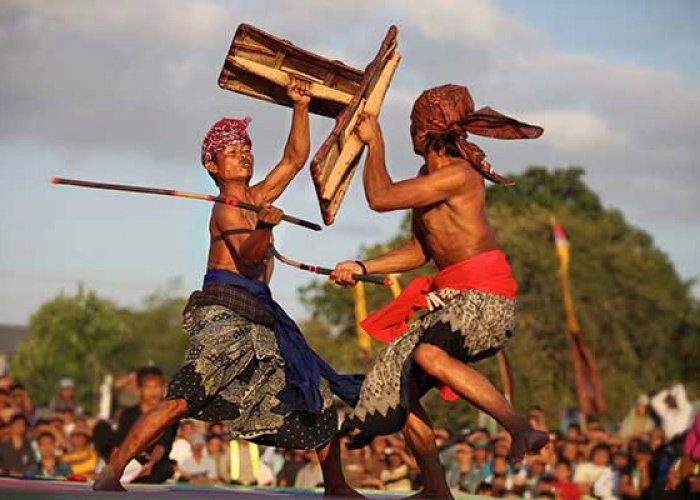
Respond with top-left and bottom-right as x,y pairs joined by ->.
353,282 -> 372,371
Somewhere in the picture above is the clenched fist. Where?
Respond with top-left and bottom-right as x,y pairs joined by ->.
256,202 -> 284,229
354,112 -> 382,145
287,75 -> 311,106
330,260 -> 364,287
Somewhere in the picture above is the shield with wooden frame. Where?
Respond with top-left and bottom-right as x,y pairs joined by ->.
218,24 -> 401,225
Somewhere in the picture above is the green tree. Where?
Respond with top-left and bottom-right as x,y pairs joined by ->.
117,285 -> 189,377
299,167 -> 700,429
11,286 -> 136,412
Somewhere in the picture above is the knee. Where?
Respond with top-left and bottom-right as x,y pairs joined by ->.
159,399 -> 189,420
414,344 -> 448,378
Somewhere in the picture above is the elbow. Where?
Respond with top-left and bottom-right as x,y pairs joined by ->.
369,202 -> 390,213
367,193 -> 391,212
239,252 -> 262,272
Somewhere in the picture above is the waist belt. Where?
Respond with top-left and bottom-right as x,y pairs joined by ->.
184,282 -> 275,327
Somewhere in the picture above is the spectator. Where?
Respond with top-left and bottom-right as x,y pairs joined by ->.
485,455 -> 516,492
221,439 -> 273,486
170,419 -> 196,466
566,423 -> 583,442
205,434 -> 226,481
9,384 -> 34,417
25,432 -> 73,478
49,378 -> 83,415
620,396 -> 656,443
619,440 -> 653,499
56,407 -> 76,437
94,365 -> 176,484
180,434 -> 218,484
379,448 -> 412,492
0,414 -> 35,476
208,422 -> 225,436
475,481 -> 493,496
558,439 -> 580,469
651,385 -> 692,440
461,439 -> 490,493
261,444 -> 286,478
339,436 -> 368,489
574,443 -> 615,500
294,450 -> 324,489
62,429 -> 99,477
522,456 -> 548,497
529,406 -> 548,431
277,449 -> 306,487
0,389 -> 14,423
113,370 -> 140,410
649,426 -> 667,453
445,443 -> 473,491
550,459 -> 581,500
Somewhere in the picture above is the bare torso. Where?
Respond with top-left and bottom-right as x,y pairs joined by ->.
206,191 -> 274,283
413,161 -> 498,269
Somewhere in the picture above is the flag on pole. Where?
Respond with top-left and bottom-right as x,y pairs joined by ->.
551,216 -> 605,415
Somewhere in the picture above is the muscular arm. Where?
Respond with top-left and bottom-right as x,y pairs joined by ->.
332,223 -> 429,286
253,102 -> 310,203
363,137 -> 469,212
238,227 -> 273,270
363,234 -> 430,275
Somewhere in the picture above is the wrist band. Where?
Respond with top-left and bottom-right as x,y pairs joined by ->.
354,260 -> 368,275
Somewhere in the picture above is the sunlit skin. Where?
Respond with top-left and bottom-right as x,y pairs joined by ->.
95,78 -> 361,498
331,113 -> 548,499
36,434 -> 61,474
205,76 -> 311,283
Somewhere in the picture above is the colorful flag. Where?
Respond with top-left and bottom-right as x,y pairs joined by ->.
550,216 -> 605,415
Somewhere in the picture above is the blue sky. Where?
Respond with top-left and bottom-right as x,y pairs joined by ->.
1,0 -> 699,325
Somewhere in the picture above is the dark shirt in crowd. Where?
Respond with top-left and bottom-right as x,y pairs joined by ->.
277,460 -> 305,487
0,438 -> 35,475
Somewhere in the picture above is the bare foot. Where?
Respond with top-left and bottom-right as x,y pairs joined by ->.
324,485 -> 366,498
407,488 -> 455,500
508,427 -> 549,464
93,466 -> 127,492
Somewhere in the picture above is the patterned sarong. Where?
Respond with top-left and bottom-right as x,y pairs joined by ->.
343,289 -> 516,448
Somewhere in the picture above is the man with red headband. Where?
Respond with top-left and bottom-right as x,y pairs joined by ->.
95,77 -> 364,496
332,84 -> 548,498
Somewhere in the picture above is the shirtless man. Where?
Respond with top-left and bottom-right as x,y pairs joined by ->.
332,84 -> 549,498
95,76 -> 363,496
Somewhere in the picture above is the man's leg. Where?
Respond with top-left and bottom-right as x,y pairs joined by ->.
403,403 -> 453,499
93,399 -> 188,491
316,438 -> 364,498
413,344 -> 548,461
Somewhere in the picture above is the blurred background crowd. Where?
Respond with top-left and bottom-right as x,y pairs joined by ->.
1,366 -> 699,499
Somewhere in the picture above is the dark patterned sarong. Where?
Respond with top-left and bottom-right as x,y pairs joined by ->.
166,285 -> 347,450
343,289 -> 516,448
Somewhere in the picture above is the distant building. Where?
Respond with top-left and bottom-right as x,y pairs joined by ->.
0,324 -> 29,375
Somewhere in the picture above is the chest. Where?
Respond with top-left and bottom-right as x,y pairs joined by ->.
414,203 -> 453,235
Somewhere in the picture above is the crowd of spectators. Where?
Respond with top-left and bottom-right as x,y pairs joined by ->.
1,369 -> 699,499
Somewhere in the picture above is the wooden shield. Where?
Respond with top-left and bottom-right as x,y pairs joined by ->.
218,24 -> 365,118
311,26 -> 400,225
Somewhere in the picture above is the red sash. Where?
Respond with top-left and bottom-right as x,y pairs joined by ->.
361,250 -> 517,401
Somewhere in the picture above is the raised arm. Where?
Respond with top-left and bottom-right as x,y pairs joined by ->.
253,76 -> 311,203
356,114 -> 469,212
